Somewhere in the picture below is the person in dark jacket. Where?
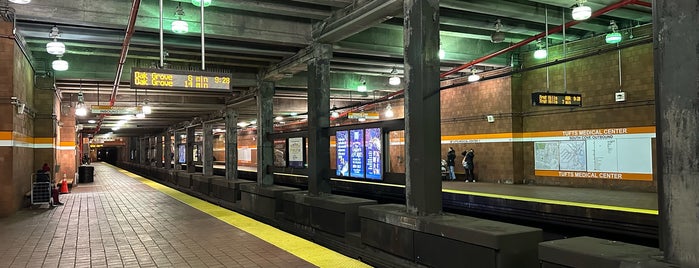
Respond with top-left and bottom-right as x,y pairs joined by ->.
462,149 -> 475,182
446,147 -> 457,180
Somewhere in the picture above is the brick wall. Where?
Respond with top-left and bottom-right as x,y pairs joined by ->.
515,25 -> 655,191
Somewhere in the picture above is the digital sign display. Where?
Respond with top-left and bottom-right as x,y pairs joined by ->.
336,131 -> 349,176
532,92 -> 582,106
349,129 -> 365,178
131,68 -> 231,91
365,128 -> 382,180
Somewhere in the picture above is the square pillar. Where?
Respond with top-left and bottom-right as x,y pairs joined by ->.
403,0 -> 442,215
307,43 -> 332,195
202,122 -> 214,176
256,82 -> 274,185
225,109 -> 239,180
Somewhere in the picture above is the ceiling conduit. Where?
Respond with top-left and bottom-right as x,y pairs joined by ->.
95,0 -> 142,133
330,0 -> 651,121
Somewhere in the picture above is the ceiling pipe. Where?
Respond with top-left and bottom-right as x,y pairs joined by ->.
440,0 -> 640,78
632,0 -> 651,8
333,0 -> 644,120
95,0 -> 142,133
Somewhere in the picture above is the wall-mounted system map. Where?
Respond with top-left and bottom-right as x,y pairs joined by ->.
534,127 -> 654,181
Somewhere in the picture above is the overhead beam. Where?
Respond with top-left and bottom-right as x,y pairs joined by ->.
313,0 -> 403,43
171,0 -> 331,20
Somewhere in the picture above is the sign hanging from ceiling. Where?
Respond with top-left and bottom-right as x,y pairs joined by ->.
131,68 -> 232,91
91,105 -> 141,115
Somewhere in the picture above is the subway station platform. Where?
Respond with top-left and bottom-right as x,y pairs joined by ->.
0,163 -> 368,268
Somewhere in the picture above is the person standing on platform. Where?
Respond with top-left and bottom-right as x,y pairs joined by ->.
51,183 -> 63,206
462,149 -> 475,182
446,147 -> 457,180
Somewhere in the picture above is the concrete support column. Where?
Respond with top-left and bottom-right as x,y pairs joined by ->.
225,108 -> 239,180
307,43 -> 332,196
140,137 -> 146,164
130,136 -> 139,163
257,82 -> 274,185
203,122 -> 214,176
186,127 -> 195,173
164,131 -> 172,169
174,132 -> 182,170
403,0 -> 442,215
653,1 -> 699,266
156,134 -> 163,168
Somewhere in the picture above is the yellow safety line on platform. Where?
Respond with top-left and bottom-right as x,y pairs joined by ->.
333,178 -> 657,215
443,188 -> 658,215
117,169 -> 370,268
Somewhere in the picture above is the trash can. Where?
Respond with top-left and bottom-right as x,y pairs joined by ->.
78,165 -> 94,183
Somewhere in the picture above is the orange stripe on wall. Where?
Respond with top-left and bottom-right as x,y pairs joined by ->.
60,141 -> 76,147
535,170 -> 653,181
0,131 -> 11,140
34,138 -> 54,144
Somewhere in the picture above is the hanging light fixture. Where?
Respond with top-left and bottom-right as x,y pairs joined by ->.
52,55 -> 69,71
331,105 -> 339,118
534,39 -> 548,59
467,69 -> 481,82
75,91 -> 87,116
572,0 -> 592,21
388,66 -> 401,86
605,20 -> 622,44
358,77 -> 367,92
8,0 -> 31,4
46,26 -> 66,55
384,104 -> 394,118
134,88 -> 145,118
191,0 -> 212,7
142,100 -> 152,114
490,19 -> 505,43
172,3 -> 189,34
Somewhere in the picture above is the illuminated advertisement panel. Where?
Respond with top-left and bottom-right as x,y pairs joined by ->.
178,144 -> 186,163
336,131 -> 350,176
349,129 -> 365,177
365,128 -> 382,180
288,137 -> 305,168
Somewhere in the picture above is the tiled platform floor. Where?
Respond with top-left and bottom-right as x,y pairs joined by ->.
0,163 -> 367,268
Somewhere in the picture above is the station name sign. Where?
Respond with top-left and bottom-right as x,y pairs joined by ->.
532,92 -> 582,106
131,68 -> 231,91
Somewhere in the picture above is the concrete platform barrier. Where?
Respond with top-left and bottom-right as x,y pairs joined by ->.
240,184 -> 299,220
176,172 -> 192,189
359,204 -> 542,268
211,178 -> 255,203
191,174 -> 212,196
539,236 -> 671,268
283,192 -> 377,237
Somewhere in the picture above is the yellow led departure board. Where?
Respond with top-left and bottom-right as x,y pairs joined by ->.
131,68 -> 231,91
532,92 -> 582,106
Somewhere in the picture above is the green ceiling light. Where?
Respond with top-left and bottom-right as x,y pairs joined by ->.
191,0 -> 212,7
172,20 -> 188,33
172,3 -> 188,34
605,20 -> 622,44
533,39 -> 547,59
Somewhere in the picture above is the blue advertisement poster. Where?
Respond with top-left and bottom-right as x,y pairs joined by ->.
336,131 -> 349,176
365,128 -> 382,180
349,129 -> 365,178
178,144 -> 186,163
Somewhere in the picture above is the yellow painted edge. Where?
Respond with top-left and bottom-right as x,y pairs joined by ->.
331,178 -> 656,215
442,188 -> 658,215
117,168 -> 370,268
